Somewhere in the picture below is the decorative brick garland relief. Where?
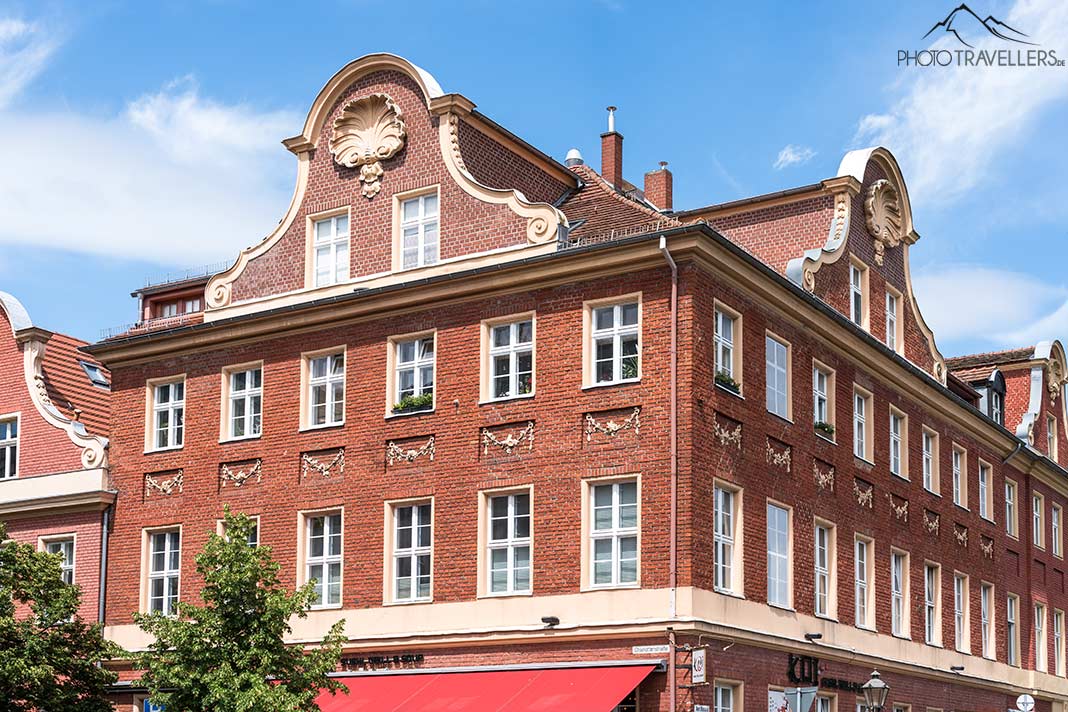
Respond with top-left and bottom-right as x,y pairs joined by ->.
220,459 -> 262,488
923,509 -> 940,535
585,406 -> 641,441
886,493 -> 909,522
712,413 -> 742,449
145,470 -> 183,497
482,421 -> 534,455
302,448 -> 345,479
853,478 -> 874,509
765,437 -> 791,473
813,459 -> 835,492
385,436 -> 435,466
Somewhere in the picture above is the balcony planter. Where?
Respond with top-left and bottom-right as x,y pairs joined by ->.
714,371 -> 741,395
392,392 -> 434,415
814,421 -> 835,438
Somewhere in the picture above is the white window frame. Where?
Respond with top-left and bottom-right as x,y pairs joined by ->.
814,520 -> 835,619
991,389 -> 1003,424
951,446 -> 967,508
392,502 -> 433,603
305,351 -> 345,428
1008,594 -> 1020,666
849,260 -> 867,328
924,562 -> 941,646
854,536 -> 873,629
889,409 -> 906,478
43,536 -> 75,585
150,379 -> 185,451
1035,492 -> 1046,549
589,479 -> 640,588
978,461 -> 992,521
1006,479 -> 1019,538
393,336 -> 436,408
486,319 -> 534,401
885,289 -> 900,352
981,582 -> 995,660
954,573 -> 969,653
714,484 -> 740,595
765,333 -> 790,420
305,512 -> 343,609
813,363 -> 834,438
486,492 -> 531,596
891,550 -> 908,638
312,213 -> 350,287
1050,414 -> 1059,460
1037,602 -> 1049,673
922,428 -> 939,493
1055,608 -> 1065,676
398,192 -> 440,270
853,387 -> 871,461
225,364 -> 262,440
147,529 -> 180,616
714,681 -> 740,712
590,301 -> 640,386
1055,504 -> 1064,558
0,414 -> 18,479
714,307 -> 739,384
766,501 -> 791,608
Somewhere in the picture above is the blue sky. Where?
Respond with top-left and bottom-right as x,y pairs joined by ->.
0,0 -> 1065,357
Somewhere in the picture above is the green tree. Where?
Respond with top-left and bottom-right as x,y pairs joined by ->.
135,510 -> 346,711
0,521 -> 121,712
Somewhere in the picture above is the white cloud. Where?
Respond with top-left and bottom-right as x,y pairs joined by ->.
0,20 -> 301,265
773,144 -> 816,170
854,0 -> 1068,203
913,263 -> 1068,350
0,18 -> 58,108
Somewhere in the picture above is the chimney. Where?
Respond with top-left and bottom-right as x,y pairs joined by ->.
600,106 -> 623,188
644,161 -> 673,211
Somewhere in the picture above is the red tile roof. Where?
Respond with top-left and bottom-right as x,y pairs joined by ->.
945,346 -> 1036,371
41,332 -> 110,439
560,164 -> 681,244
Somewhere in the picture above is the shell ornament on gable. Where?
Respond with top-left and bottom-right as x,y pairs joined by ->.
864,179 -> 904,265
330,93 -> 407,199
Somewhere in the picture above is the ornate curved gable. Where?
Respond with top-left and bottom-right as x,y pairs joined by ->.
206,53 -> 568,317
785,147 -> 945,383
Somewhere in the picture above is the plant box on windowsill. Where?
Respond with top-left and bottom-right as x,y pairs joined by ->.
392,393 -> 434,415
714,372 -> 741,395
814,421 -> 836,438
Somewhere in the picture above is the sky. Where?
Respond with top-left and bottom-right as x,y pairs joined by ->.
0,0 -> 1065,357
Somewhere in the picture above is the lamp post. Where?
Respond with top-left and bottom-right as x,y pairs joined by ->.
861,670 -> 890,712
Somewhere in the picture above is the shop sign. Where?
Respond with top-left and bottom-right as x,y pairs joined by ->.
786,654 -> 819,686
692,648 -> 707,684
341,653 -> 425,669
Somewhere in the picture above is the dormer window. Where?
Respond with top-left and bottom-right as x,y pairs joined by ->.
1049,415 -> 1059,460
849,259 -> 868,329
885,288 -> 902,353
313,214 -> 350,287
400,193 -> 439,270
79,361 -> 110,389
990,390 -> 1003,425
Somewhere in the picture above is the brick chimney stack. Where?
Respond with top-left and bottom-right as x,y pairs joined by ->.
600,106 -> 623,188
644,161 -> 673,211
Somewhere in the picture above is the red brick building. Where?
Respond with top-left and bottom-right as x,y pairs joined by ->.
0,291 -> 112,622
88,54 -> 1068,711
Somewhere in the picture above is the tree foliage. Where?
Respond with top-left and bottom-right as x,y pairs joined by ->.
135,510 -> 346,711
0,520 -> 121,712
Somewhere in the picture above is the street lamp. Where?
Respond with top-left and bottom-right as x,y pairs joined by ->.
861,670 -> 890,712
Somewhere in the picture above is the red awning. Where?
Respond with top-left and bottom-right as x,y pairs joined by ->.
315,663 -> 656,711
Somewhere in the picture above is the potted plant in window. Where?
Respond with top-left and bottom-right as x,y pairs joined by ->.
392,392 -> 434,415
714,370 -> 740,394
814,421 -> 835,438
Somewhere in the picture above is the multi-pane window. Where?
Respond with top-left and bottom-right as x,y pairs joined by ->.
400,193 -> 439,269
313,214 -> 349,287
813,366 -> 830,431
159,301 -> 178,318
885,291 -> 899,351
184,297 -> 201,313
1006,480 -> 1018,537
855,537 -> 872,628
849,263 -> 865,327
1037,603 -> 1048,672
853,390 -> 869,460
306,513 -> 342,608
394,503 -> 432,602
148,530 -> 180,615
487,492 -> 531,595
307,352 -> 345,427
817,697 -> 833,712
46,538 -> 75,585
1034,493 -> 1046,549
1007,594 -> 1019,665
766,503 -> 790,607
488,320 -> 533,400
922,430 -> 938,492
1055,609 -> 1065,676
891,551 -> 907,637
814,523 -> 832,617
978,463 -> 991,520
395,337 -> 435,407
714,684 -> 736,712
952,448 -> 965,507
592,302 -> 639,384
981,583 -> 994,659
954,574 -> 968,652
227,366 -> 262,439
246,519 -> 259,547
590,481 -> 639,587
925,563 -> 940,645
152,380 -> 184,450
889,411 -> 904,477
1049,415 -> 1059,460
714,309 -> 737,383
1055,505 -> 1063,558
714,486 -> 737,593
0,417 -> 17,478
765,336 -> 789,419
990,390 -> 1003,425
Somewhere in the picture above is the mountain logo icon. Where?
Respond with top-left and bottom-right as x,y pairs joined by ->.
923,3 -> 1037,48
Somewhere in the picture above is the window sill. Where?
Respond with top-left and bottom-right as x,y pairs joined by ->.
856,624 -> 877,633
309,604 -> 343,611
479,393 -> 535,406
767,411 -> 793,425
924,487 -> 942,498
814,613 -> 839,623
478,590 -> 534,600
299,422 -> 345,433
953,502 -> 970,513
582,583 -> 641,593
892,633 -> 912,642
714,588 -> 746,600
386,408 -> 435,420
219,434 -> 262,444
814,431 -> 836,445
853,455 -> 875,468
582,379 -> 640,392
768,602 -> 795,612
144,445 -> 184,455
714,382 -> 744,399
383,598 -> 434,607
924,641 -> 944,649
890,471 -> 910,483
